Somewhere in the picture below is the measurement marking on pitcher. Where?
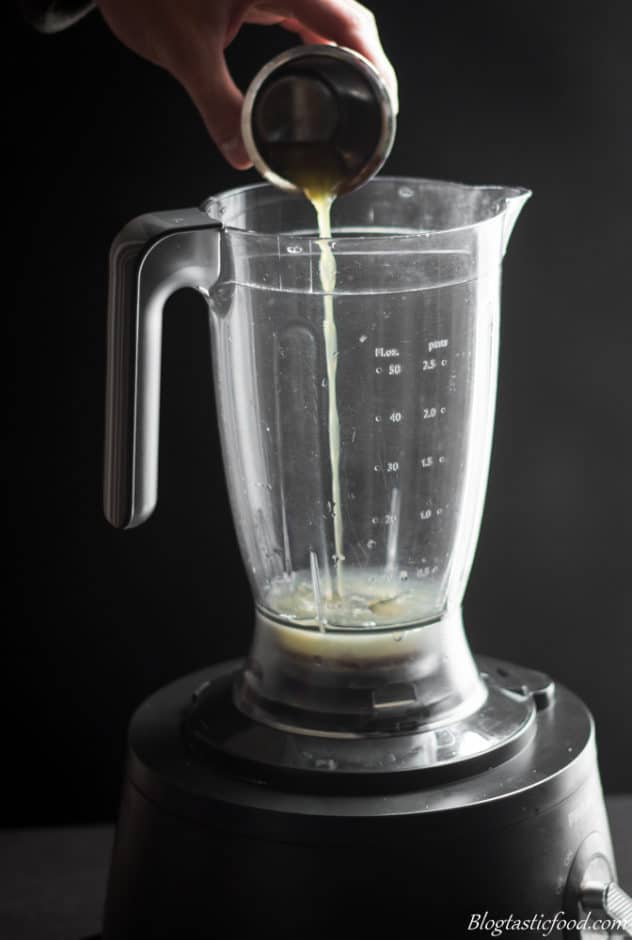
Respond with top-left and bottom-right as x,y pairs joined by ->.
422,406 -> 448,419
421,454 -> 446,468
419,506 -> 445,520
416,564 -> 439,579
375,362 -> 403,376
422,358 -> 449,370
374,461 -> 400,473
371,513 -> 398,525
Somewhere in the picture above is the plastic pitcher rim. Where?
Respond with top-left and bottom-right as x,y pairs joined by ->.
202,175 -> 531,243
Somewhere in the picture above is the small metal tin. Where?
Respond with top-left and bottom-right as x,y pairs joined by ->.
241,45 -> 396,195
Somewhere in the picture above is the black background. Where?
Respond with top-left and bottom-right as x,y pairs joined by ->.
7,0 -> 632,826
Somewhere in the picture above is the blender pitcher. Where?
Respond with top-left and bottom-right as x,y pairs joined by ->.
105,176 -> 530,759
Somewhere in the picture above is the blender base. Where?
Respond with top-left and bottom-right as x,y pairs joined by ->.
102,659 -> 616,939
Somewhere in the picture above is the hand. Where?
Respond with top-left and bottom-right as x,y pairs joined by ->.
95,0 -> 398,169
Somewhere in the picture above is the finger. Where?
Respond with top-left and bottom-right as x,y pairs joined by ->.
243,9 -> 287,26
175,47 -> 253,169
256,0 -> 398,112
279,16 -> 331,45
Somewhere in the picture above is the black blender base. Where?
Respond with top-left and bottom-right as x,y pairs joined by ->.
102,660 -> 616,939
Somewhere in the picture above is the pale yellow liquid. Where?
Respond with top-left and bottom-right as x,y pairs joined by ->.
312,193 -> 345,598
273,147 -> 347,600
266,567 -> 437,630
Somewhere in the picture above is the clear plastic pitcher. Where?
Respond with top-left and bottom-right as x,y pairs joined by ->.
104,176 -> 529,741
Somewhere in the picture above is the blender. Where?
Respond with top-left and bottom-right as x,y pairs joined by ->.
101,176 -> 630,938
100,55 -> 630,939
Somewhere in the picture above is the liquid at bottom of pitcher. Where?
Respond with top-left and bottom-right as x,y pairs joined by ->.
260,566 -> 444,631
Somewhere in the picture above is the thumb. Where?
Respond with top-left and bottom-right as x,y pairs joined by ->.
177,51 -> 252,169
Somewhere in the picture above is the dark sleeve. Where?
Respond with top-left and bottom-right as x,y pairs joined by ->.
17,0 -> 95,33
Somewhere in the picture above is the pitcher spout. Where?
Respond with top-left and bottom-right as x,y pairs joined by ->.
448,181 -> 530,255
497,186 -> 531,255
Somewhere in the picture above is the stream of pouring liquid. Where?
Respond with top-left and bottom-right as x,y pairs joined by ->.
310,191 -> 345,599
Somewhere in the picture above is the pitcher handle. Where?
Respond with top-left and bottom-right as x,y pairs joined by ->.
103,209 -> 221,529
